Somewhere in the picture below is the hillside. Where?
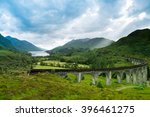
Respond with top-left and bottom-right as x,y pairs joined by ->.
49,28 -> 150,68
0,49 -> 32,73
48,29 -> 150,67
0,34 -> 16,50
6,36 -> 42,52
83,28 -> 150,69
49,37 -> 114,53
109,28 -> 150,56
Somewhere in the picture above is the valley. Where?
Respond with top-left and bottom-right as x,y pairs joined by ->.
0,29 -> 150,100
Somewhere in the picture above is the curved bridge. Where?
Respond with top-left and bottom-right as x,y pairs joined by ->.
30,58 -> 148,86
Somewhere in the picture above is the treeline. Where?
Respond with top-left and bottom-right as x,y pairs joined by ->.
48,48 -> 131,69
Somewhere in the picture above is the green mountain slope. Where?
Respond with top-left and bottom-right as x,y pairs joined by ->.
0,49 -> 32,73
0,34 -> 16,50
6,36 -> 42,52
54,28 -> 150,68
109,28 -> 150,56
85,28 -> 150,69
50,37 -> 114,53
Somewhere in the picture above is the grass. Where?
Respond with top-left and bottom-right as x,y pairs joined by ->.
0,72 -> 150,100
0,50 -> 15,55
43,60 -> 67,65
33,65 -> 67,69
114,61 -> 133,67
33,60 -> 89,70
78,64 -> 89,68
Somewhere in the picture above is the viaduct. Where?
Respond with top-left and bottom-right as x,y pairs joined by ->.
30,58 -> 148,86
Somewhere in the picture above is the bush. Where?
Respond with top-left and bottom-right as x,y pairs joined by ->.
97,81 -> 103,88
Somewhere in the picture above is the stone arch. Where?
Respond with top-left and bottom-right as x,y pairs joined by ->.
80,72 -> 95,85
115,70 -> 124,84
92,71 -> 107,86
91,71 -> 103,85
58,72 -> 67,78
67,72 -> 82,83
110,72 -> 117,84
92,72 -> 99,85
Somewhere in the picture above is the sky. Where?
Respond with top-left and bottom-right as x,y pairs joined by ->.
0,0 -> 150,50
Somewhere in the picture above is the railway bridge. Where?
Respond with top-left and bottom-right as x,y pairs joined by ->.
30,58 -> 148,86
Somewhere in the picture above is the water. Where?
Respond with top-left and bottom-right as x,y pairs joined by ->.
29,51 -> 49,57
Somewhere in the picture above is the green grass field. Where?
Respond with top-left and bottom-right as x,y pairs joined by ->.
43,60 -> 67,65
33,60 -> 89,70
0,72 -> 149,100
33,65 -> 67,69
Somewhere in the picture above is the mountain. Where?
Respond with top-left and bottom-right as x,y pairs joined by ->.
0,34 -> 16,50
109,28 -> 150,56
115,29 -> 150,46
6,36 -> 42,52
50,37 -> 114,53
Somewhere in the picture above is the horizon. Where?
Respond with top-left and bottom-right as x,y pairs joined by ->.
0,0 -> 150,49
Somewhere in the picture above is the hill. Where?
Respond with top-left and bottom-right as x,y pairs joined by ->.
0,49 -> 32,73
109,28 -> 150,56
6,36 -> 42,52
49,28 -> 150,68
83,28 -> 150,69
49,37 -> 114,53
0,34 -> 16,50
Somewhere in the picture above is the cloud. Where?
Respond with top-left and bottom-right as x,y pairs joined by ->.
138,12 -> 150,20
0,0 -> 150,49
55,0 -> 101,37
119,0 -> 134,16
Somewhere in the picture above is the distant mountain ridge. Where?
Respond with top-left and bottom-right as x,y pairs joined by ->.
50,37 -> 114,53
0,34 -> 16,50
0,33 -> 42,52
6,36 -> 42,52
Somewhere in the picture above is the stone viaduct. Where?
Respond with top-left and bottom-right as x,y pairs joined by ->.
30,58 -> 148,86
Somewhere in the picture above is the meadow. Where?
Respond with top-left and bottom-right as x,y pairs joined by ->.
0,72 -> 150,100
33,60 -> 90,70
